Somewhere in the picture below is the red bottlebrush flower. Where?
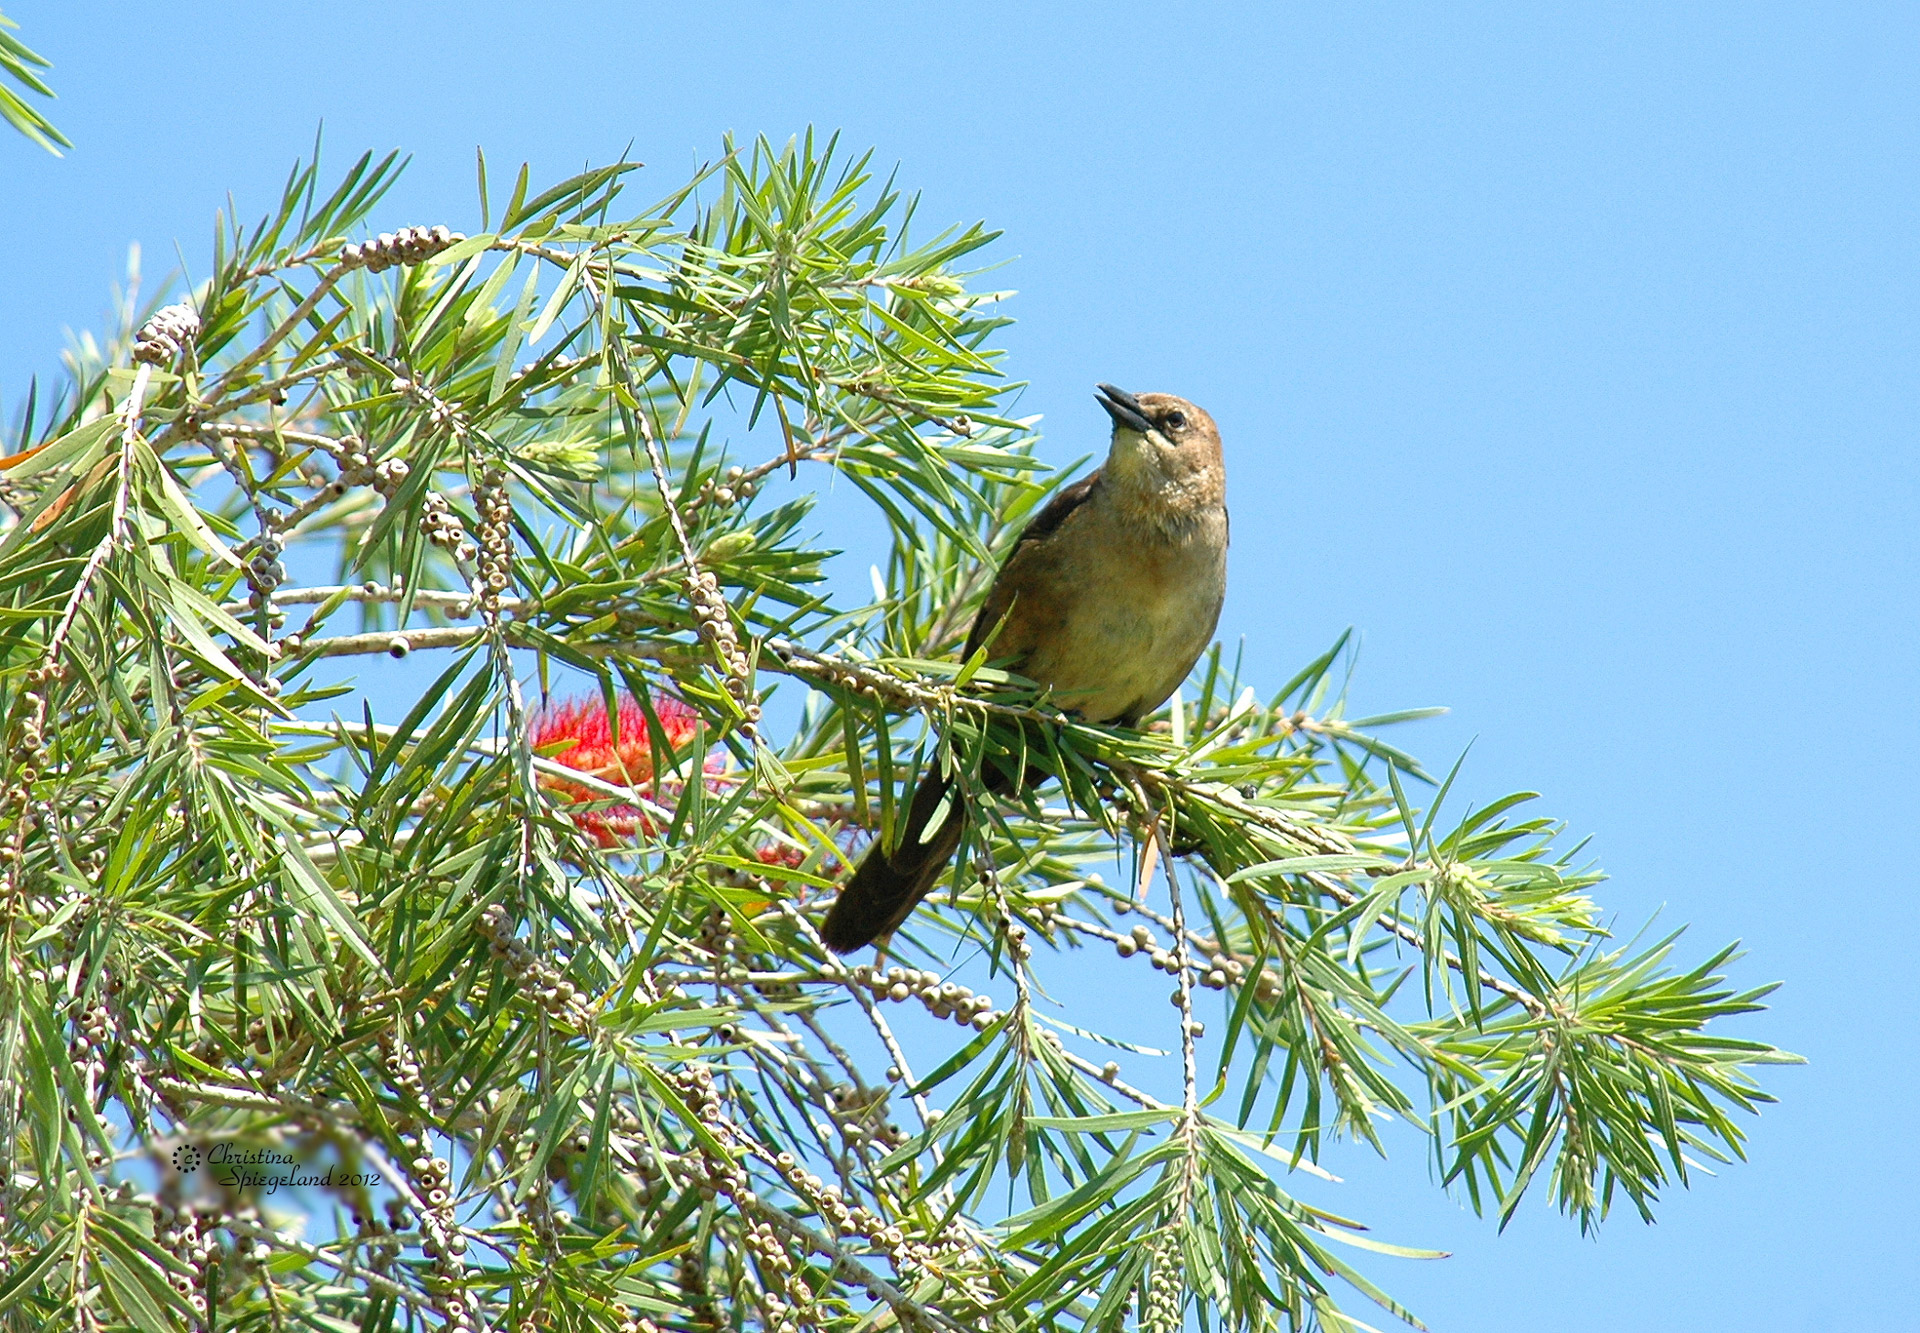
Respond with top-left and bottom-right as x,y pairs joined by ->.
532,695 -> 712,846
534,695 -> 698,785
754,843 -> 806,870
752,841 -> 844,877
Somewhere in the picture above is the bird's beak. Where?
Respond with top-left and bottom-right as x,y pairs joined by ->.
1096,383 -> 1154,435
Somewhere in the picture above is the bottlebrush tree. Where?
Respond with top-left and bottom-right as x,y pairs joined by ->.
0,137 -> 1796,1333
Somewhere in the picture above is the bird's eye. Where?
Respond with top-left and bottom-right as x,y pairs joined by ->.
1163,410 -> 1187,431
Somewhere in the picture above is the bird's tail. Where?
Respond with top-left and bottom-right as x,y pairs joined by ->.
822,767 -> 968,954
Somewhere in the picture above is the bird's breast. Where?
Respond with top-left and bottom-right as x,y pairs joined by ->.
1011,505 -> 1227,723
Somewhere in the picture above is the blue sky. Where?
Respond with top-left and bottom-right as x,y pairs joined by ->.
3,3 -> 1915,1328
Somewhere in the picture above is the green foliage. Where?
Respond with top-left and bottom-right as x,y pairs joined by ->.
0,136 -> 1796,1333
0,9 -> 67,154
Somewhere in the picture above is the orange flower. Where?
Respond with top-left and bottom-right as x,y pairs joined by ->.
532,695 -> 708,846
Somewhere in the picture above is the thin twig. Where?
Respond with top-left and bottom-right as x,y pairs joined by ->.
220,584 -> 519,617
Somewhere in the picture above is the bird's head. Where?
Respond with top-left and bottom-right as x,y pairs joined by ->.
1095,383 -> 1225,516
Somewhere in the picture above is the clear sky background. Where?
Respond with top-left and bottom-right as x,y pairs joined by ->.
3,3 -> 1915,1329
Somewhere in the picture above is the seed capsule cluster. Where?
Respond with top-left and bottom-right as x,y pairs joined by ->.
3,661 -> 60,843
217,434 -> 391,630
653,1061 -> 914,1327
1114,922 -> 1166,967
305,433 -> 374,497
349,1200 -> 410,1276
553,1101 -> 646,1183
406,1149 -> 473,1329
677,1247 -> 719,1329
625,1143 -> 680,1208
808,655 -> 934,710
768,1150 -> 991,1308
1241,954 -> 1283,1002
372,457 -> 411,494
337,226 -> 465,273
690,465 -> 760,517
1112,922 -> 1277,1000
227,1204 -> 276,1280
357,353 -> 466,434
695,905 -> 743,983
244,537 -> 285,604
473,467 -> 514,615
150,1199 -> 220,1329
670,1064 -> 751,1200
1200,952 -> 1247,991
67,988 -> 112,1104
375,1033 -> 475,1328
511,352 -> 592,384
816,1079 -> 909,1153
477,904 -> 594,1029
132,302 -> 201,365
741,1216 -> 802,1332
684,567 -> 760,733
63,951 -> 164,1123
238,529 -> 289,692
245,1012 -> 316,1067
370,1028 -> 464,1136
1003,918 -> 1033,962
846,963 -> 999,1031
1141,1233 -> 1185,1333
419,491 -> 475,560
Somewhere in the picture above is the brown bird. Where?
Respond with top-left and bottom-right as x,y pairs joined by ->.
821,384 -> 1229,953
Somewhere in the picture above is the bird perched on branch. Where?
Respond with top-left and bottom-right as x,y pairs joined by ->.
821,384 -> 1229,953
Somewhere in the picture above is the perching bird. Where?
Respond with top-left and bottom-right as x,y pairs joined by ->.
821,384 -> 1229,953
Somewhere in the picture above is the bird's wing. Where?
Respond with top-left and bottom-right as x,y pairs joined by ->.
964,469 -> 1103,661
